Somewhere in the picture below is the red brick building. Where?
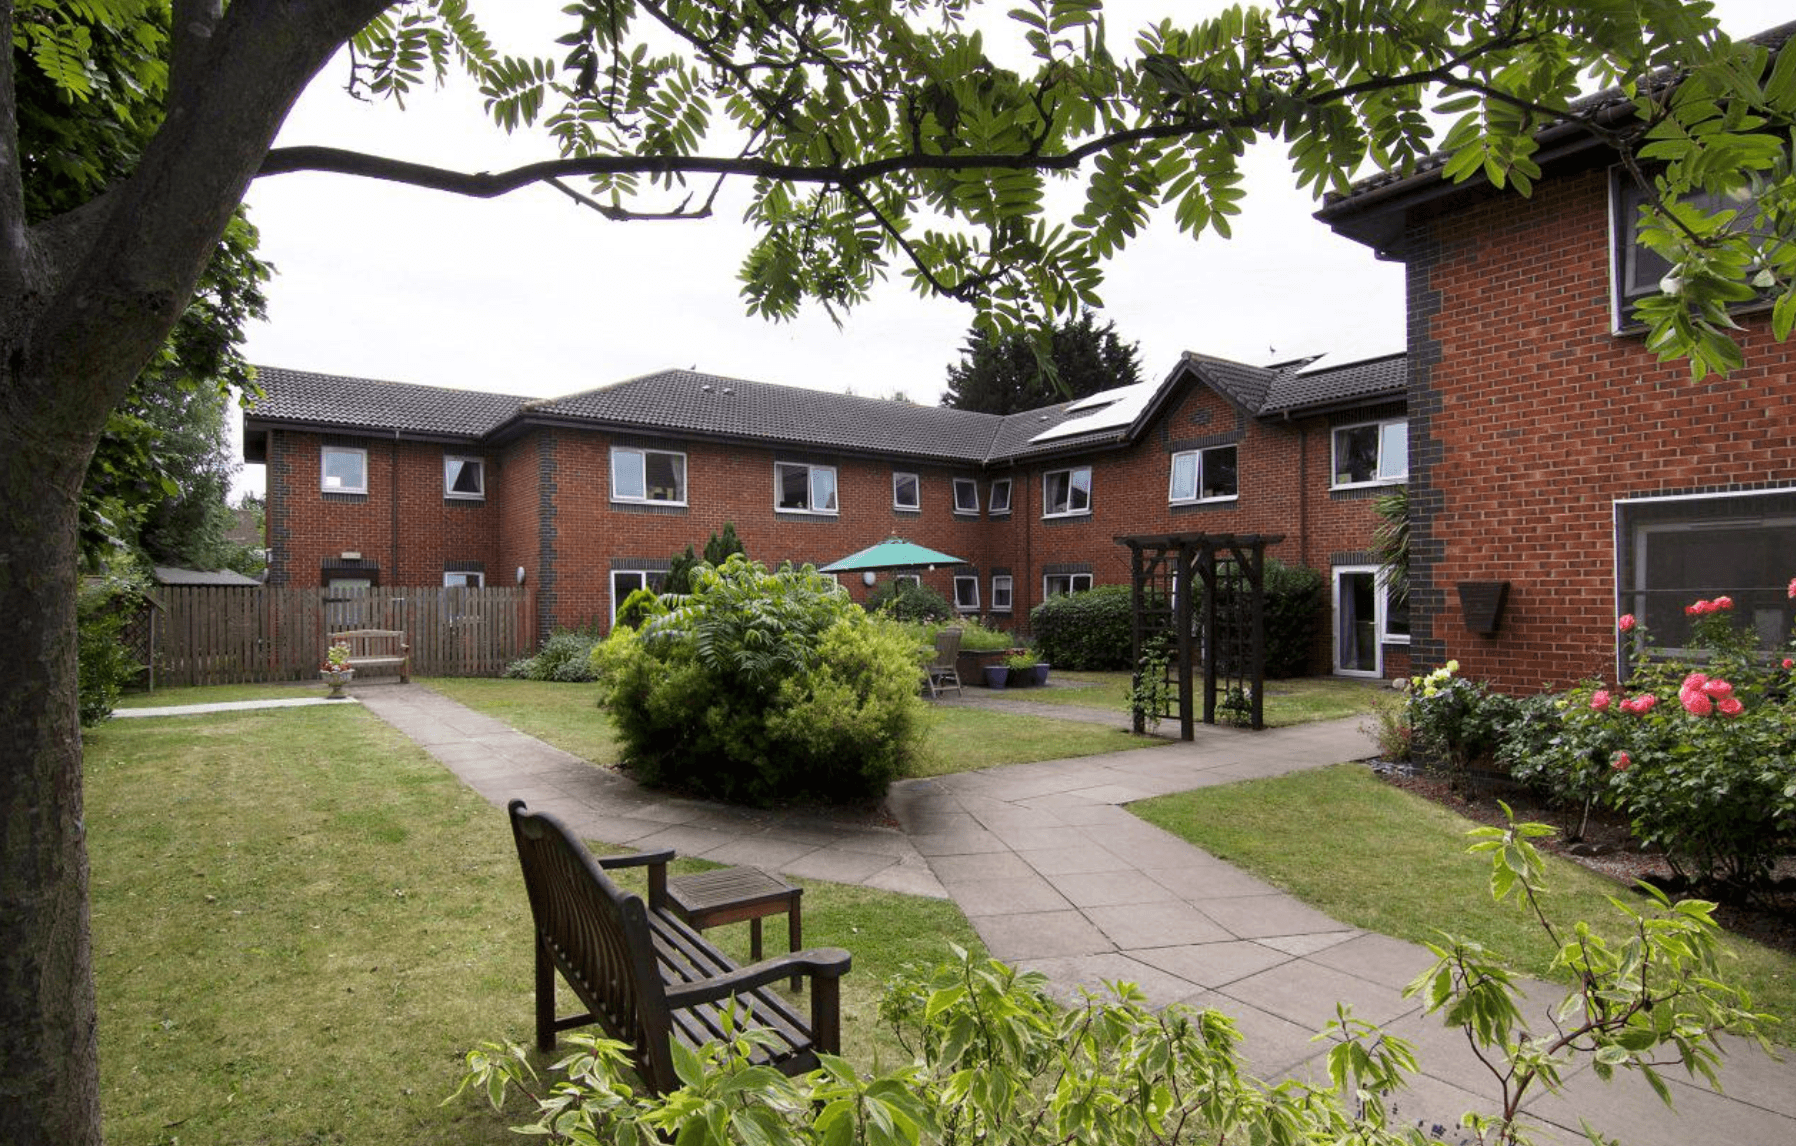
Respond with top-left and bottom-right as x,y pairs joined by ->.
1317,25 -> 1796,691
244,352 -> 1412,678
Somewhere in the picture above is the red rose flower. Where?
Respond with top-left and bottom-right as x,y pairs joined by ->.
1702,678 -> 1733,699
1718,697 -> 1745,717
1589,689 -> 1612,712
1783,658 -> 1794,671
1713,595 -> 1734,610
1612,751 -> 1631,772
1680,690 -> 1714,717
1618,613 -> 1637,632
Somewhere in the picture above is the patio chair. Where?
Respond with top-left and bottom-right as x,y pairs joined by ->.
927,627 -> 963,698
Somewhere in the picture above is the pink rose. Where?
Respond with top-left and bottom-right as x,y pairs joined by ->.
1685,602 -> 1702,616
1681,672 -> 1708,692
1783,658 -> 1794,671
1713,595 -> 1734,610
1612,751 -> 1631,772
1589,689 -> 1612,712
1680,690 -> 1714,717
1618,613 -> 1637,632
1788,577 -> 1796,600
1621,694 -> 1657,715
1718,697 -> 1744,717
1702,678 -> 1733,699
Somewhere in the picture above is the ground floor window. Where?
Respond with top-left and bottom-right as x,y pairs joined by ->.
443,571 -> 484,588
611,569 -> 667,627
1616,489 -> 1796,657
991,575 -> 1013,612
1043,572 -> 1092,597
953,575 -> 980,611
1333,565 -> 1405,676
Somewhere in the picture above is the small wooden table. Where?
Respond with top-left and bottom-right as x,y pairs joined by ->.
663,867 -> 804,991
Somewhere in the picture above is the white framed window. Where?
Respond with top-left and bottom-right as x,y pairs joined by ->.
893,573 -> 921,588
1043,572 -> 1093,597
776,462 -> 838,514
953,575 -> 980,611
444,571 -> 485,588
1331,420 -> 1406,488
320,446 -> 367,494
1610,170 -> 1766,329
612,447 -> 688,505
953,478 -> 980,514
1169,445 -> 1239,503
611,569 -> 667,626
990,575 -> 1013,612
444,455 -> 485,500
1043,466 -> 1092,517
893,472 -> 920,510
1333,565 -> 1407,677
988,478 -> 1013,514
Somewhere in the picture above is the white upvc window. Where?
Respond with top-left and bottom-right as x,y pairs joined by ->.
776,462 -> 838,514
893,472 -> 920,510
1042,466 -> 1092,517
444,455 -> 485,500
1169,445 -> 1239,503
953,575 -> 980,611
892,573 -> 921,589
612,446 -> 688,505
1331,420 -> 1407,489
611,569 -> 667,626
1043,572 -> 1093,597
990,575 -> 1014,612
1333,565 -> 1407,677
1609,170 -> 1768,330
953,478 -> 980,514
444,571 -> 485,588
988,478 -> 1013,514
321,446 -> 368,494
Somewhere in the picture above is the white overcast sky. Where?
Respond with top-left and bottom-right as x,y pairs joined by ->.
234,0 -> 1790,497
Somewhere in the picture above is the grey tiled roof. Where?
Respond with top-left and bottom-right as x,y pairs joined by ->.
1178,353 -> 1281,412
1262,353 -> 1406,415
249,366 -> 529,439
530,369 -> 1005,462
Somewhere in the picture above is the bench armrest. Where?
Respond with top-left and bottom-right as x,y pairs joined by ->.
662,947 -> 852,1009
593,849 -> 674,870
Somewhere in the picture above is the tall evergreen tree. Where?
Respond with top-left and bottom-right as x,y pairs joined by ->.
942,310 -> 1143,415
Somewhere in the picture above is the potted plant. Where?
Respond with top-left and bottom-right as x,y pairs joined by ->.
1030,653 -> 1051,686
320,641 -> 355,698
1004,651 -> 1038,687
981,662 -> 1010,689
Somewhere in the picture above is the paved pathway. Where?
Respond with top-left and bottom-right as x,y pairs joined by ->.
138,682 -> 1796,1144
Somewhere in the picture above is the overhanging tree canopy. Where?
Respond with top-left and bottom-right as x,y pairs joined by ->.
6,3 -> 1796,1142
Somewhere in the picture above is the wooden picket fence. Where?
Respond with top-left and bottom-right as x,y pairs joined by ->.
134,586 -> 536,688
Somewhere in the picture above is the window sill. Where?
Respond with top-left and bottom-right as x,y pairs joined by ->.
1170,495 -> 1239,506
776,508 -> 838,517
1042,510 -> 1092,520
445,494 -> 486,502
612,498 -> 689,508
1330,478 -> 1405,492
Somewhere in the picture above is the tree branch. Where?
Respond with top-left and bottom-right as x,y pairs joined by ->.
168,0 -> 226,117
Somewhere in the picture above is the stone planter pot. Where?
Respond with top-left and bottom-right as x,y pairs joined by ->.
320,668 -> 355,698
981,665 -> 1010,689
1033,663 -> 1051,686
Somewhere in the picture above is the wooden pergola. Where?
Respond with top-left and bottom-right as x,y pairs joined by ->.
1115,532 -> 1285,739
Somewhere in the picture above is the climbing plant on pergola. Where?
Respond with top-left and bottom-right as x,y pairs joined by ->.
1117,533 -> 1284,738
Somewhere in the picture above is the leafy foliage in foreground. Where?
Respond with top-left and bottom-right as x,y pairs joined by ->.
457,815 -> 1768,1146
593,556 -> 927,803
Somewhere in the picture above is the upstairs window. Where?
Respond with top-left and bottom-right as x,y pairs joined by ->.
893,472 -> 920,510
988,478 -> 1013,515
321,446 -> 367,494
776,462 -> 838,514
1043,466 -> 1092,517
1169,445 -> 1238,503
1331,420 -> 1406,488
953,478 -> 980,514
445,456 -> 485,500
612,447 -> 688,505
953,575 -> 980,611
1611,171 -> 1765,328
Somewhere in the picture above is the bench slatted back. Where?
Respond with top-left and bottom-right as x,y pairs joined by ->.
508,802 -> 678,1088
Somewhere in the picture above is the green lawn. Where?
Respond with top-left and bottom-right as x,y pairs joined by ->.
117,680 -> 323,706
1133,764 -> 1795,1044
420,675 -> 1160,775
1009,671 -> 1389,727
83,706 -> 983,1145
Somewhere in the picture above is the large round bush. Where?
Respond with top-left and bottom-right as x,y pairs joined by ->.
593,556 -> 926,804
1030,584 -> 1134,669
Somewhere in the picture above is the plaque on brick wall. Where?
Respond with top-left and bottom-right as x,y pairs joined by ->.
1457,581 -> 1509,635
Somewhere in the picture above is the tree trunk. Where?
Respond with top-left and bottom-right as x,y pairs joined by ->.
0,399 -> 103,1145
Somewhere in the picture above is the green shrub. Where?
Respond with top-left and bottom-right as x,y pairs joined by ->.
504,630 -> 602,682
1195,558 -> 1324,679
1512,601 -> 1796,890
892,617 -> 1013,653
1030,584 -> 1133,669
78,562 -> 146,725
1406,661 -> 1520,778
594,556 -> 926,803
866,578 -> 955,622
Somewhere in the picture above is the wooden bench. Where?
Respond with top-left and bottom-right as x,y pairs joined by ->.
328,629 -> 410,682
507,800 -> 851,1094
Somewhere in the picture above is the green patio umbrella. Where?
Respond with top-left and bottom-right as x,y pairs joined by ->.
818,537 -> 967,573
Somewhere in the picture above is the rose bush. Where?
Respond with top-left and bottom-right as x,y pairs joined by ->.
1511,595 -> 1796,892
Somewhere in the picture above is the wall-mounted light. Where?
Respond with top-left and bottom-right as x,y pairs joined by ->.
516,566 -> 528,585
862,571 -> 877,587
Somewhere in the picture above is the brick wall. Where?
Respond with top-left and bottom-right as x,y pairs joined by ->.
1406,166 -> 1796,691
